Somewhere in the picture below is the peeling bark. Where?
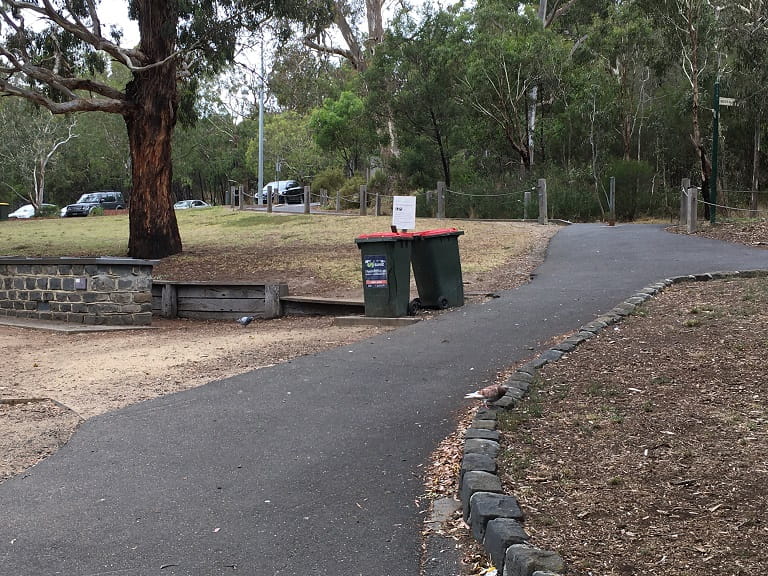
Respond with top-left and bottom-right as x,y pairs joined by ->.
124,0 -> 182,259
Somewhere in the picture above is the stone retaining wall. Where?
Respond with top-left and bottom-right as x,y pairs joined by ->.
0,257 -> 155,326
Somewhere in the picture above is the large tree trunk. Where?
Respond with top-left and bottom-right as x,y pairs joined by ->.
124,0 -> 182,259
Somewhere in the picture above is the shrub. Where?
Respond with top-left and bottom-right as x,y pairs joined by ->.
38,204 -> 60,218
312,167 -> 346,194
337,175 -> 366,210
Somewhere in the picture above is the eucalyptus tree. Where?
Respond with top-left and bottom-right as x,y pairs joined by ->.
638,0 -> 721,216
172,113 -> 247,205
462,1 -> 570,174
302,0 -> 387,73
582,2 -> 660,162
514,0 -> 586,168
365,7 -> 469,188
245,111 -> 327,184
270,42 -> 353,114
0,99 -> 77,208
51,106 -> 131,205
302,0 -> 409,161
309,91 -> 376,177
0,1 -> 331,258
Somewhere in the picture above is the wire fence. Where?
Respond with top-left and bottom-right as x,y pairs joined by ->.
695,189 -> 768,220
232,179 -> 768,223
236,182 -> 547,220
444,186 -> 534,199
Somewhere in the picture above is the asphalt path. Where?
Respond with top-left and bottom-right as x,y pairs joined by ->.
1,224 -> 765,576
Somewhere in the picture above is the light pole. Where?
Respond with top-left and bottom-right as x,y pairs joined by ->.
257,33 -> 265,206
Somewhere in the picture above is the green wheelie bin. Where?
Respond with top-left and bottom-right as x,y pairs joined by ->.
0,203 -> 8,221
354,232 -> 413,317
410,228 -> 464,310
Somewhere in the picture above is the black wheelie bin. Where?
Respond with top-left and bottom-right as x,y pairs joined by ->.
410,228 -> 464,310
354,232 -> 413,317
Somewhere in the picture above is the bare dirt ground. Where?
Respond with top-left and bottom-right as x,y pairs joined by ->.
0,221 -> 556,483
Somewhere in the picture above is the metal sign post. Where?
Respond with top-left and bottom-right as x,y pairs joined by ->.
710,84 -> 737,225
710,81 -> 720,225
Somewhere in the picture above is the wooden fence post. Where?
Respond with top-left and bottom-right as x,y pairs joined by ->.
360,185 -> 367,216
523,189 -> 531,220
687,186 -> 698,233
437,181 -> 446,219
608,176 -> 616,226
375,191 -> 381,216
161,284 -> 178,319
267,184 -> 273,213
680,178 -> 690,225
336,190 -> 341,212
264,284 -> 287,319
304,185 -> 310,214
537,178 -> 548,225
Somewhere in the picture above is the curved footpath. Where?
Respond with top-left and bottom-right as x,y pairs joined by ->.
0,224 -> 765,576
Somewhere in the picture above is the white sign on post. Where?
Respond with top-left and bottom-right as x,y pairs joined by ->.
392,196 -> 417,231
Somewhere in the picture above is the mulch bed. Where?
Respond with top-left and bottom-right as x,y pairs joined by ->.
499,277 -> 768,575
454,220 -> 768,575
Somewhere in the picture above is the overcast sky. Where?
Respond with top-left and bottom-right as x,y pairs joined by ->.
96,3 -> 139,47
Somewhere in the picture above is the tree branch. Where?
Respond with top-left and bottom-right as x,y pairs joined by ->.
0,79 -> 129,114
545,0 -> 580,28
303,36 -> 358,66
3,0 -> 147,69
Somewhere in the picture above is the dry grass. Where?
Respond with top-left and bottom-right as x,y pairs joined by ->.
0,208 -> 555,297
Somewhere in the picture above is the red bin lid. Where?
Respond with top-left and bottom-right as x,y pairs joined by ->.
355,232 -> 414,241
357,232 -> 413,240
412,228 -> 463,237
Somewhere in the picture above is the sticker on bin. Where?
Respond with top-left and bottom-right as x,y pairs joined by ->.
363,255 -> 388,288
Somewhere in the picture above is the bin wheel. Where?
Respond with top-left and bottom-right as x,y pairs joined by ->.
408,298 -> 422,315
437,296 -> 449,309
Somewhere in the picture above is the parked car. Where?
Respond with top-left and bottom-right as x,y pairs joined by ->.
8,203 -> 57,219
174,199 -> 211,209
260,180 -> 304,204
63,191 -> 125,217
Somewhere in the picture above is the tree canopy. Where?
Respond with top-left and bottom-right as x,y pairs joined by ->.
0,0 -> 332,258
1,0 -> 766,228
